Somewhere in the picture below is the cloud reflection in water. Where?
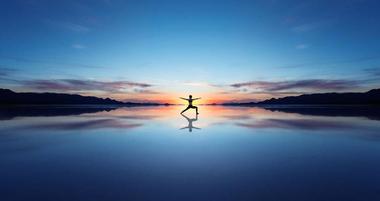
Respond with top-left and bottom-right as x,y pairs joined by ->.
28,119 -> 142,131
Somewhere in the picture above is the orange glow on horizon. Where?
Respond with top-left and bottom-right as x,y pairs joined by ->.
87,91 -> 281,104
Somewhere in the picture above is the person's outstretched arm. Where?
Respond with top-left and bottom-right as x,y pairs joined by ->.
180,97 -> 189,101
193,97 -> 201,100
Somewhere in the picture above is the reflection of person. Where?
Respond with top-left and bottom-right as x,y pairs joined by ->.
180,113 -> 200,132
180,95 -> 201,114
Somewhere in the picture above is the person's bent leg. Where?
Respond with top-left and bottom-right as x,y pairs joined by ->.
195,106 -> 199,114
181,106 -> 190,114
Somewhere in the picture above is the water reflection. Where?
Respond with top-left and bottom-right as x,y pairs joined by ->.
0,105 -> 117,120
1,106 -> 380,201
0,105 -> 380,139
1,105 -> 380,136
263,105 -> 380,120
180,114 -> 200,132
236,118 -> 355,130
28,119 -> 142,130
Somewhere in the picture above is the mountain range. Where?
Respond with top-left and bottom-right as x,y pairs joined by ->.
0,88 -> 162,106
1,88 -> 380,105
223,89 -> 380,105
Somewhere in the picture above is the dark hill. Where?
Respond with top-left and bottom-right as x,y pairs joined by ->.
0,88 -> 158,105
223,88 -> 380,105
259,89 -> 380,105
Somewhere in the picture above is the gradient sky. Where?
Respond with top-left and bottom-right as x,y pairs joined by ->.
1,0 -> 380,103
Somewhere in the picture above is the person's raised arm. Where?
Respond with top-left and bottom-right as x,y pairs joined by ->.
193,97 -> 201,100
179,97 -> 188,101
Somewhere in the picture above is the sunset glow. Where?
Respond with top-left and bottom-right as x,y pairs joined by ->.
1,1 -> 379,102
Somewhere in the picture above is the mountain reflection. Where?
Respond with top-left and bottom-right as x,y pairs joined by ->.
0,106 -> 118,120
1,106 -> 380,137
2,105 -> 380,121
263,106 -> 380,121
28,119 -> 142,130
236,118 -> 355,130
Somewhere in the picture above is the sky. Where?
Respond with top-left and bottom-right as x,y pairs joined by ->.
1,0 -> 380,104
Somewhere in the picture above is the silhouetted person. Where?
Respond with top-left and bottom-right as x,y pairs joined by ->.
180,113 -> 200,132
180,95 -> 201,114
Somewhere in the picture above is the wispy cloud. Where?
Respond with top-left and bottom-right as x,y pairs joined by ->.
45,19 -> 90,33
133,89 -> 161,94
290,19 -> 337,33
287,6 -> 338,33
182,82 -> 218,87
20,79 -> 153,93
0,55 -> 104,69
0,66 -> 18,79
296,43 -> 309,49
292,22 -> 322,33
72,44 -> 86,49
230,79 -> 359,92
0,67 -> 12,77
365,68 -> 380,77
279,55 -> 380,68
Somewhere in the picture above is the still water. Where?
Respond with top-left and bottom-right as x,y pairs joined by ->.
1,105 -> 380,201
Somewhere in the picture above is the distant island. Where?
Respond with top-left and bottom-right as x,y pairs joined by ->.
0,88 -> 164,106
223,88 -> 380,106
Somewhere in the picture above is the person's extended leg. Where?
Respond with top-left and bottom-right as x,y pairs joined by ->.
181,106 -> 190,114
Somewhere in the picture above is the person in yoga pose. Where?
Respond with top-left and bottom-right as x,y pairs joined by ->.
180,95 -> 201,114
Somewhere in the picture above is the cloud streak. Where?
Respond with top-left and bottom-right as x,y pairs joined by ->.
280,55 -> 380,68
0,69 -> 9,77
296,43 -> 309,49
20,79 -> 152,93
230,79 -> 359,92
365,68 -> 380,77
45,19 -> 90,33
72,44 -> 86,49
0,67 -> 19,82
292,22 -> 322,33
0,55 -> 105,69
0,66 -> 17,76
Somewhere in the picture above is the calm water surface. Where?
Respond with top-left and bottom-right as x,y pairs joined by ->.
1,105 -> 380,201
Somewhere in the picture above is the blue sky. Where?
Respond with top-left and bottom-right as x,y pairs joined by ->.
1,0 -> 380,103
